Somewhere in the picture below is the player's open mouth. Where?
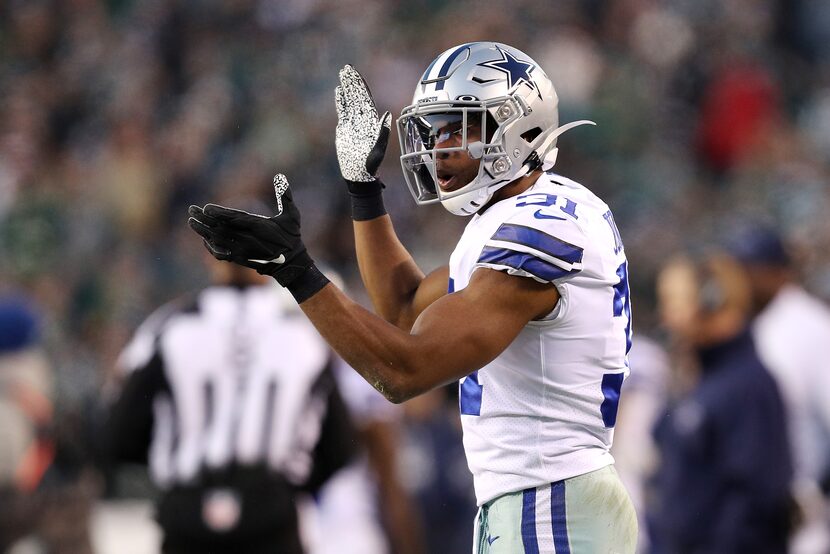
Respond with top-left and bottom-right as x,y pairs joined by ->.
437,174 -> 457,191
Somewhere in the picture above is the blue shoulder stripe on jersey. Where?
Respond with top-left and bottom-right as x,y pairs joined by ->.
551,481 -> 571,553
521,488 -> 540,554
491,223 -> 583,265
435,43 -> 473,90
478,246 -> 575,282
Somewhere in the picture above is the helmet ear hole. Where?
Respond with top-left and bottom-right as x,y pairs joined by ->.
521,127 -> 542,144
483,112 -> 498,142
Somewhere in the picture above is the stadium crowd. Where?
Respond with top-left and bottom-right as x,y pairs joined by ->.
1,0 -> 830,552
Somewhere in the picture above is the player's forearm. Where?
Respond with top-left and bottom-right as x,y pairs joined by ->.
297,284 -> 444,403
354,215 -> 425,328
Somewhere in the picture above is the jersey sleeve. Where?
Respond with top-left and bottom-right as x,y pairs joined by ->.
302,362 -> 359,494
116,302 -> 179,375
474,209 -> 587,284
103,349 -> 170,464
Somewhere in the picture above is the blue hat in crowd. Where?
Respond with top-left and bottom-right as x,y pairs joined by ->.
0,296 -> 40,353
727,225 -> 791,267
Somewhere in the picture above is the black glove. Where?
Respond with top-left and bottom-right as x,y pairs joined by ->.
335,65 -> 390,220
188,174 -> 329,303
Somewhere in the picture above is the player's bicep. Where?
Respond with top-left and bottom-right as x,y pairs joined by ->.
400,265 -> 450,330
406,269 -> 558,392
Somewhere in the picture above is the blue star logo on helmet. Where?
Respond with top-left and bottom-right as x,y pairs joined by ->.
477,47 -> 539,96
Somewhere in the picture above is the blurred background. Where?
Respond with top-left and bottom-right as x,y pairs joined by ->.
1,0 -> 830,552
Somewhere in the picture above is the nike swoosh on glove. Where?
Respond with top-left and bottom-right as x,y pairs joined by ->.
188,174 -> 314,288
335,64 -> 391,184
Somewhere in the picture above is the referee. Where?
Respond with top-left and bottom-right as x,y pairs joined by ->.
103,252 -> 357,554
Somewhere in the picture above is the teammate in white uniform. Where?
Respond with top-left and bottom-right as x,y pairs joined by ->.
189,42 -> 638,553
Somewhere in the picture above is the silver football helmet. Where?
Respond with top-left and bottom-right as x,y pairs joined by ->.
398,42 -> 594,216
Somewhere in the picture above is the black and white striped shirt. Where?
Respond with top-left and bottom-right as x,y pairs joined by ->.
106,283 -> 355,493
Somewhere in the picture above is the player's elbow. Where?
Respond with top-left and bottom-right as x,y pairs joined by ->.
371,365 -> 428,405
375,376 -> 418,404
381,387 -> 409,405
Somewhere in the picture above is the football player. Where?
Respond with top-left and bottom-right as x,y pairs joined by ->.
189,42 -> 637,553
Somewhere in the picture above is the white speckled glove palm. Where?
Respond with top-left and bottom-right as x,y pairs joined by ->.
335,65 -> 391,220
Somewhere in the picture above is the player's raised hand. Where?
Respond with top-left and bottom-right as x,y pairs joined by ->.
335,65 -> 391,184
188,174 -> 321,295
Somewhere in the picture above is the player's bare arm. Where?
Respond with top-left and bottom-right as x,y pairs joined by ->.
298,267 -> 558,402
354,215 -> 448,328
335,65 -> 449,328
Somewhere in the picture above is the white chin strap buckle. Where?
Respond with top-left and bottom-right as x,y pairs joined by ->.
467,141 -> 484,159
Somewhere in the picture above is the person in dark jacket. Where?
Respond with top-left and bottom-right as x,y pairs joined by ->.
650,253 -> 793,554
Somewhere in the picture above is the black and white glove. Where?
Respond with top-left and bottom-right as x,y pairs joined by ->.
188,174 -> 329,303
335,65 -> 391,221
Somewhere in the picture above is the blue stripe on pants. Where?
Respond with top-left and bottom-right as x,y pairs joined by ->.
551,481 -> 570,553
521,488 -> 539,554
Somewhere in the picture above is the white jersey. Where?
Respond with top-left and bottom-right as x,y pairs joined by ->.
449,172 -> 632,505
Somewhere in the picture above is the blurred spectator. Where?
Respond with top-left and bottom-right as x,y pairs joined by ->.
102,255 -> 357,554
0,295 -> 52,551
397,387 -> 476,554
0,294 -> 95,554
730,225 -> 830,553
651,253 -> 793,554
612,334 -> 670,554
696,62 -> 781,174
305,354 -> 426,554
